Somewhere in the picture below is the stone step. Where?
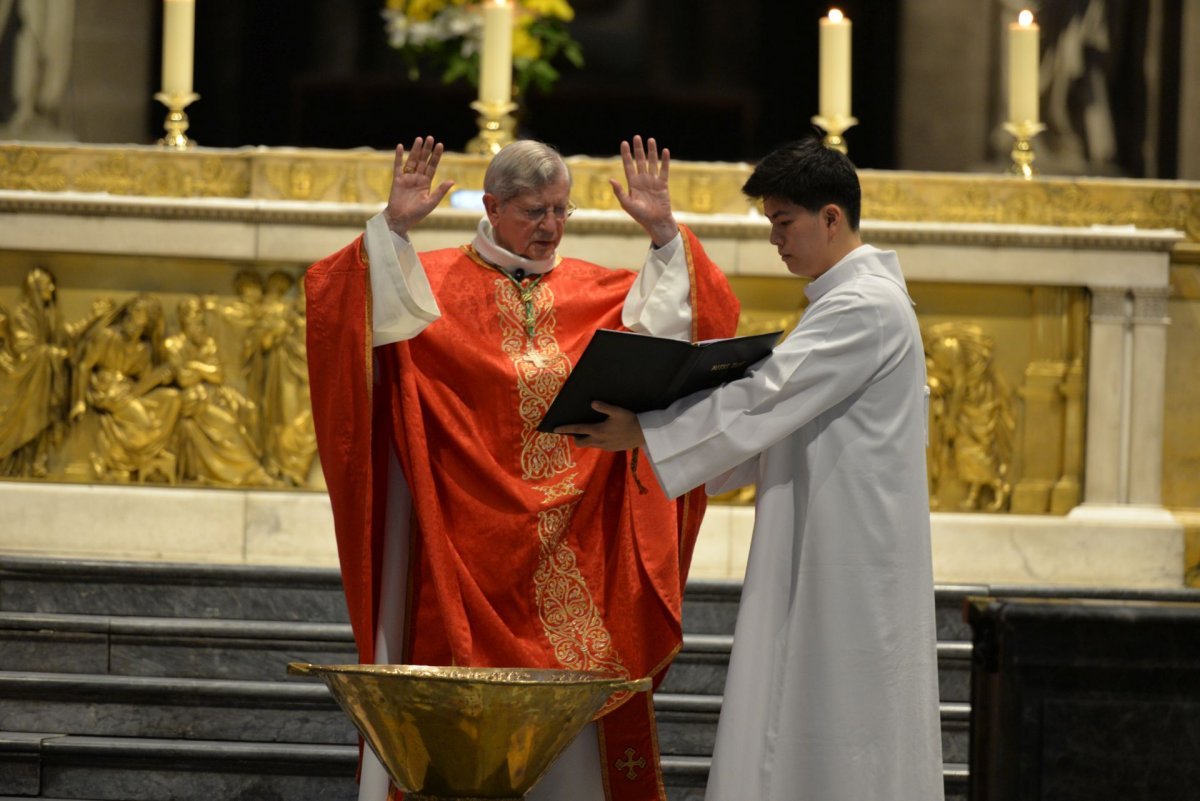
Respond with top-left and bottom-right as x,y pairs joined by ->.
0,671 -> 355,747
0,554 -> 987,640
0,732 -> 968,801
0,610 -> 974,701
0,556 -> 349,624
0,671 -> 729,756
0,611 -> 357,683
0,670 -> 970,764
678,578 -> 741,636
653,692 -> 970,762
0,732 -> 358,801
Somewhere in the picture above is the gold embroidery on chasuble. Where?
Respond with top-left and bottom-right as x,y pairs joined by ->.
616,747 -> 648,780
534,504 -> 627,677
490,277 -> 574,482
483,263 -> 628,686
539,476 -> 583,504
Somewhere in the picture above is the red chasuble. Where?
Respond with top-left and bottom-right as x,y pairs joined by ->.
305,226 -> 739,801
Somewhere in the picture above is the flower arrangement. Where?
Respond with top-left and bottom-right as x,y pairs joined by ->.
383,0 -> 583,97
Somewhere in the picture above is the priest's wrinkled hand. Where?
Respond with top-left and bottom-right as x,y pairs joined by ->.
556,402 -> 647,452
383,136 -> 456,238
609,135 -> 679,248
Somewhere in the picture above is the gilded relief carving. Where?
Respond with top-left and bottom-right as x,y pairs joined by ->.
166,298 -> 273,487
0,266 -> 316,488
67,294 -> 182,483
0,268 -> 78,476
924,322 -> 1016,512
711,290 -> 1086,516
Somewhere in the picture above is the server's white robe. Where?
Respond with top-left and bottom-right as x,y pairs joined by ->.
640,245 -> 944,801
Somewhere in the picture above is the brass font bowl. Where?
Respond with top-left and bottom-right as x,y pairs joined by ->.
289,662 -> 650,800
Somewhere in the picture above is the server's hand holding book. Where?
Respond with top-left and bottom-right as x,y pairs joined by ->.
538,329 -> 783,433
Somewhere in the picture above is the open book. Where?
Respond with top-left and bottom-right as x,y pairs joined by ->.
538,329 -> 783,432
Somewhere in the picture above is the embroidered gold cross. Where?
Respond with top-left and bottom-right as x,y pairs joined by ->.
616,747 -> 647,780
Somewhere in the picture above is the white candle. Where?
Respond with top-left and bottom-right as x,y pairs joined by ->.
819,8 -> 852,120
479,0 -> 513,106
1008,9 -> 1039,123
162,0 -> 196,97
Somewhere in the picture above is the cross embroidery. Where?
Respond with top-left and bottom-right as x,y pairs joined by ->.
616,747 -> 646,780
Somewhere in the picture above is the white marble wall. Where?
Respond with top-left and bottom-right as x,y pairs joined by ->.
0,481 -> 1184,588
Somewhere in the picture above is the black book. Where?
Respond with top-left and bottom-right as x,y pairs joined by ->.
538,329 -> 783,432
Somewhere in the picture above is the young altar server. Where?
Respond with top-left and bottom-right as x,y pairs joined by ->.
560,136 -> 945,801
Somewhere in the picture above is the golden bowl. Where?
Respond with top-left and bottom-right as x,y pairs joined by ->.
289,662 -> 650,800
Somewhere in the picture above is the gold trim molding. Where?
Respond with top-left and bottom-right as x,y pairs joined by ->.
0,189 -> 1184,258
2,142 -> 1197,244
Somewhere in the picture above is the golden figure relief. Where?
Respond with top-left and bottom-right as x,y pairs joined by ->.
267,280 -> 319,486
257,271 -> 297,479
0,306 -> 14,375
0,261 -> 1067,512
0,266 -> 319,489
67,295 -> 182,483
166,298 -> 274,487
924,322 -> 1016,512
0,268 -> 71,476
217,270 -> 266,430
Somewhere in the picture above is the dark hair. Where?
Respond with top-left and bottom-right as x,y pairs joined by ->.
742,136 -> 861,231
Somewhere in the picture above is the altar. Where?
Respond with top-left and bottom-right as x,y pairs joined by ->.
1,142 -> 1198,589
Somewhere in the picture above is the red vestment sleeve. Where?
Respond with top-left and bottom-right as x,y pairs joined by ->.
670,224 -> 740,587
304,236 -> 386,664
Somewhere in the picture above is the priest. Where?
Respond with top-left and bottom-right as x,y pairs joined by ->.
560,137 -> 945,801
304,135 -> 739,801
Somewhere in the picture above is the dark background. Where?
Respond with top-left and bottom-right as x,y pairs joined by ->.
144,0 -> 1183,176
164,0 -> 900,168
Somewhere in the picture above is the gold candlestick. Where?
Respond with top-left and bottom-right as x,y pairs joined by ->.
467,100 -> 518,156
1003,119 -> 1046,179
155,91 -> 199,150
811,114 -> 858,155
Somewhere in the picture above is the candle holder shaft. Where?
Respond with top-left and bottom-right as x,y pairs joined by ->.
155,92 -> 200,150
1003,120 -> 1046,180
467,100 -> 518,157
811,114 -> 858,155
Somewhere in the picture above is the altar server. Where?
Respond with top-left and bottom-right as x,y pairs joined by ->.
561,136 -> 945,801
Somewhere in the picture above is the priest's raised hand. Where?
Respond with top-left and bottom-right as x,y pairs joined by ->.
382,135 -> 456,239
610,135 -> 679,248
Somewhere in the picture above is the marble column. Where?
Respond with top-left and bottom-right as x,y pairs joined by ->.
1082,287 -> 1129,506
1127,287 -> 1171,506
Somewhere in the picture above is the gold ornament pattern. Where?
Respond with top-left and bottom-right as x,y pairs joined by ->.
533,503 -> 626,679
491,276 -> 574,482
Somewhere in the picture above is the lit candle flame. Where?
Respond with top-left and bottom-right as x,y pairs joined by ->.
1018,9 -> 1034,26
828,8 -> 844,23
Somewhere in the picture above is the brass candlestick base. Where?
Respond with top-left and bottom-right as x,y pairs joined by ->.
1003,120 -> 1046,179
811,114 -> 858,155
467,100 -> 518,156
155,91 -> 200,150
